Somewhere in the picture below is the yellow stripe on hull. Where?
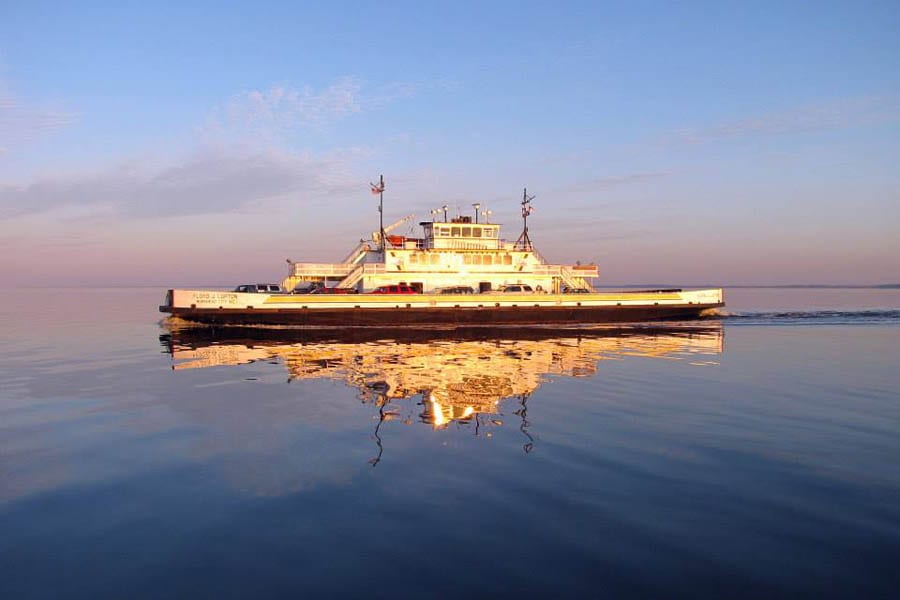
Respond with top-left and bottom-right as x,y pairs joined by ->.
262,292 -> 684,305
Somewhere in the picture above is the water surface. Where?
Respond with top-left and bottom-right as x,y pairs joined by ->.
1,287 -> 899,598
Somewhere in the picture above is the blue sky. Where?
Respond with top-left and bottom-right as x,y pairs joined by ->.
1,1 -> 898,286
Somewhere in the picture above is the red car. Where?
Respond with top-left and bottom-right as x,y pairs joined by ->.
370,284 -> 420,294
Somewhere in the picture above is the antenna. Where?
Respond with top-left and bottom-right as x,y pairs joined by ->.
369,174 -> 386,253
472,203 -> 481,223
514,187 -> 535,251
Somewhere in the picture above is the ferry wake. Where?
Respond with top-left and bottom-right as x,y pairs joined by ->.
159,178 -> 724,327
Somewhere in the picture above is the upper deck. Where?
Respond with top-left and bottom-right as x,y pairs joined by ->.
418,217 -> 502,250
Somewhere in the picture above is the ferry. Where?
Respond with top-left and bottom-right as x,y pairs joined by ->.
159,180 -> 724,326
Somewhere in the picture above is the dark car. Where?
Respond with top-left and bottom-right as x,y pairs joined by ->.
438,286 -> 475,295
234,283 -> 284,293
292,282 -> 324,294
562,287 -> 593,294
370,284 -> 420,294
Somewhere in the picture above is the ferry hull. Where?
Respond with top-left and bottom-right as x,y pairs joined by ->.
162,301 -> 722,326
160,288 -> 724,327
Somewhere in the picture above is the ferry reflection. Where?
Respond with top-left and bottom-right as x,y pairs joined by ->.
161,324 -> 723,463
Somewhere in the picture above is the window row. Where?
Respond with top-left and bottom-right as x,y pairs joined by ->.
434,226 -> 497,238
408,253 -> 513,266
463,254 -> 511,265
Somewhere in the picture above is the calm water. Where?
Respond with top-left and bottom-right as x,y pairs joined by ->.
1,287 -> 899,598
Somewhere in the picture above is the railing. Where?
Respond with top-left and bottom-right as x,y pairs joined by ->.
530,265 -> 563,275
572,264 -> 599,277
290,263 -> 355,277
425,239 -> 503,250
336,264 -> 365,289
337,263 -> 387,288
363,263 -> 387,275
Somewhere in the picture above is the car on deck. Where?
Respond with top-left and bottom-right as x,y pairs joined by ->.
370,284 -> 420,294
234,283 -> 284,293
438,286 -> 475,294
499,284 -> 534,294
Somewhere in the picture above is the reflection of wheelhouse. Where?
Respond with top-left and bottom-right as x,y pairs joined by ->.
426,393 -> 476,427
422,372 -> 517,427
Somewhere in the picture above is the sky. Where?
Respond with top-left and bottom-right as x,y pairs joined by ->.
1,0 -> 898,287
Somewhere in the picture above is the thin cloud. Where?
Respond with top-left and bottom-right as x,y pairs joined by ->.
204,77 -> 422,142
663,94 -> 900,145
0,82 -> 77,152
0,148 -> 355,220
0,75 -> 434,221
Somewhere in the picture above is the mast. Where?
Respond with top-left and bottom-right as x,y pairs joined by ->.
515,187 -> 535,251
370,174 -> 386,253
378,174 -> 385,253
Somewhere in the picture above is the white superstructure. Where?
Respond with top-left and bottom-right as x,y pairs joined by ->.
282,214 -> 598,294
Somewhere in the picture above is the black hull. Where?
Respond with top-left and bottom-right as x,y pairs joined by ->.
160,322 -> 724,349
161,303 -> 722,327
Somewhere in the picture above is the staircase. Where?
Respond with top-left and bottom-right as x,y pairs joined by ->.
336,264 -> 365,289
558,267 -> 594,292
337,263 -> 386,289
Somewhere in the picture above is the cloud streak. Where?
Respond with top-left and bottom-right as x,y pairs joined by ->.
0,148 -> 356,220
663,94 -> 900,145
0,75 -> 417,221
0,74 -> 447,227
204,77 -> 422,142
0,82 -> 77,153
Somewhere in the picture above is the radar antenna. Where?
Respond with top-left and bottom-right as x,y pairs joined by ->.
514,188 -> 535,251
369,174 -> 386,253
